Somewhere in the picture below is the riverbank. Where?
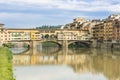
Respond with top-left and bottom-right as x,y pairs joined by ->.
96,42 -> 120,49
0,47 -> 15,80
91,40 -> 120,49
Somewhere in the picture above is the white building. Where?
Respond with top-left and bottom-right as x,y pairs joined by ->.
0,23 -> 9,45
9,32 -> 31,41
56,30 -> 79,40
108,14 -> 120,20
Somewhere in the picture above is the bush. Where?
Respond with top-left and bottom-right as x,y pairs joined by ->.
3,43 -> 15,48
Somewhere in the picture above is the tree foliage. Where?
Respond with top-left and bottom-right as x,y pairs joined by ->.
36,25 -> 62,29
3,43 -> 15,48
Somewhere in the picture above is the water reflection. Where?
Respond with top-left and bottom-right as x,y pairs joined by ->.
10,47 -> 28,54
13,48 -> 120,80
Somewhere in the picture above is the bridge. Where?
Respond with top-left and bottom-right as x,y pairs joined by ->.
6,29 -> 93,49
8,39 -> 92,49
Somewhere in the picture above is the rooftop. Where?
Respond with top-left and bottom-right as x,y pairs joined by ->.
0,23 -> 5,25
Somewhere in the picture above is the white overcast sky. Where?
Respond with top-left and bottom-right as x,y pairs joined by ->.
0,0 -> 120,28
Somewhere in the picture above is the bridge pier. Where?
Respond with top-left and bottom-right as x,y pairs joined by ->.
30,40 -> 39,49
62,40 -> 68,49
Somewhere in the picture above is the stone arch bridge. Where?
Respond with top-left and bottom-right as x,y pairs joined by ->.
8,39 -> 92,49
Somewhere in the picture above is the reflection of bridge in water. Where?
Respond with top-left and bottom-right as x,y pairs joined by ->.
13,53 -> 87,65
13,48 -> 120,80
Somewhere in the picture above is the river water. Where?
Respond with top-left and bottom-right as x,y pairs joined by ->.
12,47 -> 120,80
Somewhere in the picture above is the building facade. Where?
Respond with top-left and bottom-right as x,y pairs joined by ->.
113,19 -> 120,42
0,23 -> 9,45
92,23 -> 104,40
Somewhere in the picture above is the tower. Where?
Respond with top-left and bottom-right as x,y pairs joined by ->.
0,23 -> 5,46
0,23 -> 4,29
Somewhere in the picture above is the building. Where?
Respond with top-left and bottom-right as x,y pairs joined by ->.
89,20 -> 102,38
102,14 -> 120,42
7,29 -> 32,41
73,17 -> 88,23
108,14 -> 120,20
64,17 -> 89,30
79,30 -> 91,40
56,30 -> 79,40
92,23 -> 104,40
113,19 -> 120,43
0,23 -> 9,45
92,16 -> 120,43
103,20 -> 114,41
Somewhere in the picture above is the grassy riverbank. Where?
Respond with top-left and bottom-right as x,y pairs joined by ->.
0,47 -> 15,80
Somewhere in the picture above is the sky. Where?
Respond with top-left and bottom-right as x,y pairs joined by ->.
0,0 -> 120,28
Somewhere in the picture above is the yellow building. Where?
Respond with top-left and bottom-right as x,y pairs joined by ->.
92,19 -> 115,42
92,23 -> 104,40
30,30 -> 40,40
103,20 -> 113,41
112,19 -> 120,42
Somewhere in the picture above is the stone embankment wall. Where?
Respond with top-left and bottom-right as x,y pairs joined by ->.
112,43 -> 120,49
91,40 -> 120,49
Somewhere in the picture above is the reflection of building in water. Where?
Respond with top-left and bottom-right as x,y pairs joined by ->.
13,53 -> 120,80
70,55 -> 120,80
13,48 -> 120,80
93,56 -> 120,80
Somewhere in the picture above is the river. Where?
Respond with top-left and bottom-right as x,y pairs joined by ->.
12,47 -> 120,80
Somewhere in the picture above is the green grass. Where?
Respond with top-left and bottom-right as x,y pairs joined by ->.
0,47 -> 15,80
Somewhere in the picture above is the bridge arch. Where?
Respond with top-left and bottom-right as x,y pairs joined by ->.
40,41 -> 62,48
34,41 -> 62,54
68,40 -> 91,48
7,41 -> 31,48
32,40 -> 63,48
